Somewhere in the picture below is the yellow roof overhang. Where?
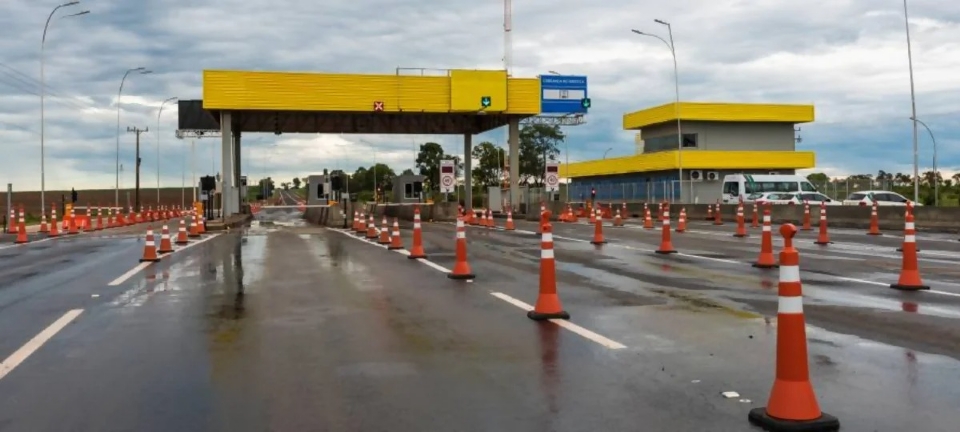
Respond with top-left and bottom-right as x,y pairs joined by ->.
560,151 -> 816,178
622,102 -> 815,130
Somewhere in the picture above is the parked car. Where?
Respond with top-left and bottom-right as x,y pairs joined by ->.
842,190 -> 917,207
757,192 -> 841,206
721,174 -> 820,204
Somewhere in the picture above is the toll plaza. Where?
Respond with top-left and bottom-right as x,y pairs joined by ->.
178,68 -> 554,219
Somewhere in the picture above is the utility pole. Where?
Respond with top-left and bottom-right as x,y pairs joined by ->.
128,126 -> 148,212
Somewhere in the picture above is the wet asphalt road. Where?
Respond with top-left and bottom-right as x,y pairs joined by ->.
1,208 -> 959,431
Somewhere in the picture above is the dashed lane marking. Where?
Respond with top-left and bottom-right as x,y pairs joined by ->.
107,233 -> 222,286
331,228 -> 626,349
0,309 -> 84,381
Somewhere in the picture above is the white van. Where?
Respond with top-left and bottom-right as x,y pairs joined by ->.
721,174 -> 819,203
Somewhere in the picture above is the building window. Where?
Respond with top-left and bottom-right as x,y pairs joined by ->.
404,183 -> 414,199
682,133 -> 698,148
642,133 -> 698,152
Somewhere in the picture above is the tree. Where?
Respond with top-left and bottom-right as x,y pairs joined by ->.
292,177 -> 301,189
352,164 -> 396,192
280,182 -> 290,190
300,177 -> 308,187
471,141 -> 506,187
415,142 -> 445,191
518,124 -> 564,186
401,168 -> 415,176
805,172 -> 829,185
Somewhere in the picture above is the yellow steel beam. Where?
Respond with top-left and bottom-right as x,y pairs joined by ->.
560,150 -> 816,178
622,102 -> 815,130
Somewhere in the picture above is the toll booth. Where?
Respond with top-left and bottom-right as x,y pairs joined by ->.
307,174 -> 330,205
392,174 -> 426,203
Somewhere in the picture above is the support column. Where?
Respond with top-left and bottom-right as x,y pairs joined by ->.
463,133 -> 473,209
508,118 -> 520,212
232,130 -> 242,214
220,111 -> 234,218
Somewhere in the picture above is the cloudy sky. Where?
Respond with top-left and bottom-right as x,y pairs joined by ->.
1,0 -> 958,191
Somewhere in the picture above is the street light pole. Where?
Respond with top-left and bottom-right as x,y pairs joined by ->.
156,96 -> 177,204
116,67 -> 151,207
902,0 -> 919,203
911,117 -> 938,206
633,23 -> 683,203
41,2 -> 88,215
603,148 -> 613,159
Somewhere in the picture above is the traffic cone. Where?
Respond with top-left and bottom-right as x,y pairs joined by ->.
655,208 -> 676,254
388,219 -> 404,250
158,225 -> 174,254
643,206 -> 654,229
487,209 -> 495,228
676,208 -> 687,233
408,206 -> 427,259
590,209 -> 606,245
61,209 -> 69,231
734,203 -> 748,237
7,208 -> 16,234
751,203 -> 759,228
197,215 -> 206,234
352,211 -> 359,232
713,203 -> 723,225
801,202 -> 812,231
68,208 -> 79,235
706,205 -> 714,221
505,209 -> 516,231
753,208 -> 778,269
890,213 -> 928,291
867,201 -> 881,235
621,202 -> 628,219
175,219 -> 189,245
188,215 -> 201,238
589,206 -> 596,224
379,217 -> 390,244
448,217 -> 475,280
139,228 -> 161,262
528,211 -> 570,321
480,211 -> 488,228
14,206 -> 28,244
355,212 -> 365,234
814,203 -> 831,245
48,205 -> 60,237
39,208 -> 49,233
748,223 -> 840,431
96,206 -> 104,231
613,209 -> 624,227
366,215 -> 377,239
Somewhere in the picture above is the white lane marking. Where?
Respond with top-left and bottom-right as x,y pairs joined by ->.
333,228 -> 624,349
107,234 -> 222,286
929,290 -> 960,298
0,309 -> 84,381
490,292 -> 627,349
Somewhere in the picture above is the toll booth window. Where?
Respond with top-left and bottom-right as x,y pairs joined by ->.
405,183 -> 414,199
317,184 -> 325,199
682,133 -> 698,148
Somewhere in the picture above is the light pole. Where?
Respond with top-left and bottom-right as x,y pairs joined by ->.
902,0 -> 919,202
911,117 -> 938,206
156,97 -> 177,204
41,2 -> 88,214
633,21 -> 682,202
603,147 -> 614,159
115,67 -> 151,207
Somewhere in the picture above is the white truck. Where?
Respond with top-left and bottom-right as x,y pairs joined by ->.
720,174 -> 819,204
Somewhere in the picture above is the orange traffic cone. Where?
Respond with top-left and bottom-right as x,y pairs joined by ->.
713,203 -> 723,225
676,208 -> 687,233
890,213 -> 928,291
734,203 -> 748,238
355,212 -> 365,234
655,208 -> 676,254
867,201 -> 881,235
814,202 -> 831,245
158,225 -> 174,254
487,209 -> 495,228
528,210 -> 570,321
379,217 -> 391,244
749,223 -> 839,431
706,205 -> 714,221
753,208 -> 778,269
175,219 -> 189,245
448,217 -> 475,280
613,209 -> 624,227
39,208 -> 49,233
504,209 -> 516,231
643,206 -> 654,229
801,202 -> 812,231
7,208 -> 16,234
751,203 -> 759,228
408,206 -> 427,259
366,215 -> 377,239
591,209 -> 606,245
68,208 -> 79,235
480,211 -> 488,228
139,228 -> 161,262
621,202 -> 628,219
48,205 -> 60,237
352,211 -> 359,232
388,218 -> 404,250
188,215 -> 201,238
14,206 -> 28,244
589,205 -> 596,224
197,215 -> 206,234
96,206 -> 104,231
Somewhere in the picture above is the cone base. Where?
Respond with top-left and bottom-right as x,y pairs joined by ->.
814,241 -> 832,245
590,240 -> 607,245
527,310 -> 570,321
388,245 -> 403,250
675,229 -> 686,233
188,234 -> 201,238
15,239 -> 28,244
407,254 -> 427,259
800,227 -> 813,231
139,257 -> 161,263
378,240 -> 391,245
753,262 -> 780,269
655,249 -> 677,254
896,248 -> 921,252
890,283 -> 930,291
867,232 -> 882,236
447,272 -> 475,280
176,240 -> 189,246
748,408 -> 839,432
159,248 -> 174,254
734,233 -> 749,238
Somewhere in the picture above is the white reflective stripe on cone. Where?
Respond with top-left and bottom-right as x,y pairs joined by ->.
542,233 -> 553,243
779,265 -> 801,283
778,296 -> 803,314
763,225 -> 771,232
456,231 -> 465,239
905,235 -> 916,243
906,222 -> 915,230
541,249 -> 555,259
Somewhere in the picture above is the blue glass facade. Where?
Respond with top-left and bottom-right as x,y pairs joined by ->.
569,171 -> 681,202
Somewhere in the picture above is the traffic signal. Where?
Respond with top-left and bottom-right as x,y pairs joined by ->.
71,188 -> 78,203
480,96 -> 491,108
331,175 -> 342,191
581,98 -> 591,109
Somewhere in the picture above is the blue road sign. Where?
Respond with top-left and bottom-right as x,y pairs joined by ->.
540,75 -> 588,114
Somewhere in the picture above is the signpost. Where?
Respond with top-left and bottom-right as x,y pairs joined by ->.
540,75 -> 589,114
440,160 -> 455,198
545,161 -> 560,194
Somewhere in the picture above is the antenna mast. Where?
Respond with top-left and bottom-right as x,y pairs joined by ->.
504,0 -> 512,76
